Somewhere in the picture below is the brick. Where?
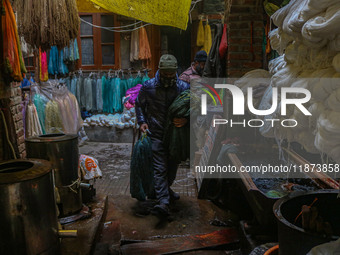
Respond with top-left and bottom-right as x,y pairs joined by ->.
229,29 -> 254,38
15,120 -> 24,130
243,62 -> 263,69
10,88 -> 16,98
9,97 -> 22,106
10,106 -> 17,115
254,29 -> 264,37
232,0 -> 256,5
18,143 -> 26,153
16,104 -> 23,113
230,6 -> 254,13
228,62 -> 243,68
254,21 -> 265,28
229,14 -> 263,22
16,87 -> 22,97
18,135 -> 25,145
15,112 -> 23,122
21,150 -> 27,159
13,113 -> 19,122
236,45 -> 263,52
16,128 -> 24,138
229,38 -> 251,44
229,22 -> 250,29
229,52 -> 252,60
228,45 -> 240,52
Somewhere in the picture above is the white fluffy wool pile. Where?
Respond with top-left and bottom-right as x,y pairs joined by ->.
83,108 -> 136,129
236,0 -> 340,162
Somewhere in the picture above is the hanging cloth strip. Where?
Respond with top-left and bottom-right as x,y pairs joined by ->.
138,26 -> 152,61
2,0 -> 27,81
96,78 -> 103,112
91,77 -> 97,111
84,77 -> 93,112
265,20 -> 271,54
101,75 -> 108,113
219,24 -> 228,58
130,29 -> 140,62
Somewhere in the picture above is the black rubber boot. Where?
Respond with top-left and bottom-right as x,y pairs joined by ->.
169,188 -> 180,201
153,203 -> 170,216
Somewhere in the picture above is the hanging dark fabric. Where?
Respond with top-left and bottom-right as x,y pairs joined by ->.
202,24 -> 226,78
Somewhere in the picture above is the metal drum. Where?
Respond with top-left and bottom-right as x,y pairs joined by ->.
25,134 -> 82,216
0,159 -> 59,255
273,190 -> 340,255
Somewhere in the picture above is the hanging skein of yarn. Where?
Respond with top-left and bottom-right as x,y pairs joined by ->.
130,29 -> 139,62
138,27 -> 151,60
268,55 -> 287,75
302,2 -> 340,45
203,23 -> 212,55
96,78 -> 103,112
113,77 -> 123,113
14,0 -> 80,50
130,133 -> 154,201
271,0 -> 297,28
25,102 -> 43,138
84,78 -> 93,112
2,0 -> 27,82
39,49 -> 48,82
196,20 -> 204,47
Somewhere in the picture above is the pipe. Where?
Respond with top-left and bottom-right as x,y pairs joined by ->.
58,230 -> 77,238
80,183 -> 92,190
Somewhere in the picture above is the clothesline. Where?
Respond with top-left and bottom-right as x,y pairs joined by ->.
80,18 -> 152,32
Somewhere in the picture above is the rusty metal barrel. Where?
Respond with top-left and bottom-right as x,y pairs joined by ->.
0,159 -> 59,255
25,133 -> 82,216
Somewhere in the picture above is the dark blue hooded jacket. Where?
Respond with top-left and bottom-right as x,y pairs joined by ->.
135,70 -> 190,139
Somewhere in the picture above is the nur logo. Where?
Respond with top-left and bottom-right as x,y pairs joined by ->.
201,84 -> 312,117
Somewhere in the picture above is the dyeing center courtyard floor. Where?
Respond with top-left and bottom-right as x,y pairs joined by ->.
79,142 -> 241,255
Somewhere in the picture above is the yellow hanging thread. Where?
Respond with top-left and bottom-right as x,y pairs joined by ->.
203,22 -> 212,55
196,20 -> 204,47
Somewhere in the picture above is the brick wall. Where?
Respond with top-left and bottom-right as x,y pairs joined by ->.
0,80 -> 26,160
227,0 -> 264,78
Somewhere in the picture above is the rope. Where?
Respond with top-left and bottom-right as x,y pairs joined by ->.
62,177 -> 81,194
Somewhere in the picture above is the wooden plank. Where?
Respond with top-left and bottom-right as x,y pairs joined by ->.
60,196 -> 107,255
120,228 -> 239,255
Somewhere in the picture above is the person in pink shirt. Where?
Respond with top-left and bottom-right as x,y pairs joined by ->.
179,50 -> 207,84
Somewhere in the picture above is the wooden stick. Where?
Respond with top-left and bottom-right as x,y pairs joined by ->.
294,197 -> 318,224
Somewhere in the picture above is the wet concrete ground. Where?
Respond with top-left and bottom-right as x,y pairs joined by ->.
79,142 -> 242,254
